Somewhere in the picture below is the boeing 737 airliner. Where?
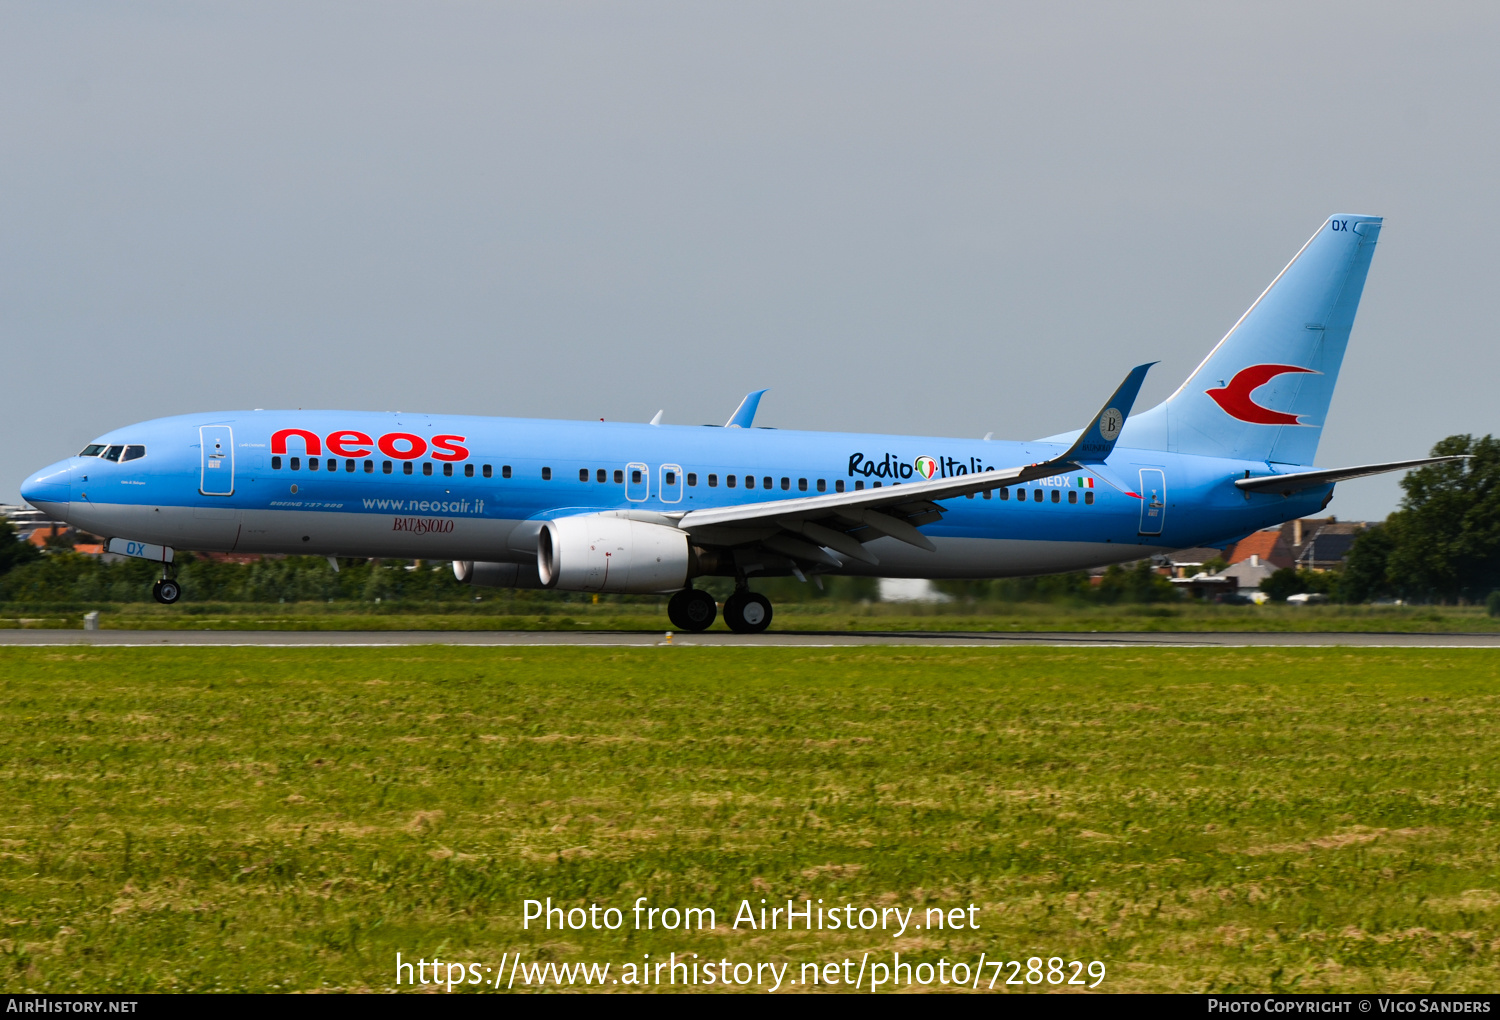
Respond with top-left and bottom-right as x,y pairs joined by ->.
20,214 -> 1462,632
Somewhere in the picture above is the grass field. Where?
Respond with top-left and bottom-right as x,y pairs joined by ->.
3,599 -> 1498,633
2,646 -> 1499,993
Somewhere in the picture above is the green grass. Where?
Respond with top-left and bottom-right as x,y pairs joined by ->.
2,599 -> 1497,633
2,647 -> 1500,993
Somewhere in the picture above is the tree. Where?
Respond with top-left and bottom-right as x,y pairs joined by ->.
1097,561 -> 1177,603
1378,435 -> 1500,602
1336,525 -> 1395,603
0,520 -> 41,578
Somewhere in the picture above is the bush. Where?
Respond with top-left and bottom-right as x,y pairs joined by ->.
1260,567 -> 1334,602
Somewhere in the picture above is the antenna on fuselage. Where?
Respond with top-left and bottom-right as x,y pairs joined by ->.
649,410 -> 664,426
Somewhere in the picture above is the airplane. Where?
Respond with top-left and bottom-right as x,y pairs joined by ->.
20,213 -> 1465,633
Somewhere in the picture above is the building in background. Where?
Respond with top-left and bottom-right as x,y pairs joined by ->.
1170,517 -> 1375,600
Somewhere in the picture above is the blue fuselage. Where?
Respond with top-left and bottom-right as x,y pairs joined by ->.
21,410 -> 1330,578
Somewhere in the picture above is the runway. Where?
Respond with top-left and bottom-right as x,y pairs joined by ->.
3,629 -> 1500,648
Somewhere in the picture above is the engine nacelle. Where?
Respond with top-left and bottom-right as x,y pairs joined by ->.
451,560 -> 546,589
537,514 -> 690,593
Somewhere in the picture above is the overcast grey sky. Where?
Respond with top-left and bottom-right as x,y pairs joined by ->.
3,2 -> 1496,521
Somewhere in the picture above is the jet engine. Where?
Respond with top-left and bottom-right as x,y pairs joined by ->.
451,560 -> 546,589
537,514 -> 690,593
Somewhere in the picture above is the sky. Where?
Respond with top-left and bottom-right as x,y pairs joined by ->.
3,2 -> 1497,521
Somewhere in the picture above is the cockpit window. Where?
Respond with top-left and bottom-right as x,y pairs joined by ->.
122,445 -> 146,462
79,444 -> 106,457
102,445 -> 124,462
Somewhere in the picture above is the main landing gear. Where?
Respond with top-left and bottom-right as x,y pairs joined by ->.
723,589 -> 772,634
667,588 -> 717,632
666,587 -> 774,633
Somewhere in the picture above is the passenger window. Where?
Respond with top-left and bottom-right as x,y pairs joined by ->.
796,477 -> 806,491
597,469 -> 606,483
1051,489 -> 1060,503
873,481 -> 882,488
383,461 -> 393,474
983,489 -> 991,499
763,477 -> 772,489
579,468 -> 589,482
421,462 -> 431,476
365,460 -> 374,473
781,477 -> 790,490
665,470 -> 676,485
123,445 -> 146,462
613,469 -> 623,483
708,474 -> 718,487
346,459 -> 356,472
835,480 -> 844,492
816,479 -> 826,492
309,458 -> 319,471
631,469 -> 642,484
403,462 -> 413,475
727,475 -> 737,488
443,463 -> 453,477
542,467 -> 552,480
1000,487 -> 1009,500
328,459 -> 337,471
1034,489 -> 1043,502
103,445 -> 124,462
1085,491 -> 1094,505
1068,490 -> 1077,504
966,492 -> 974,499
464,464 -> 474,477
745,476 -> 755,489
687,473 -> 698,486
1014,487 -> 1023,499
272,456 -> 283,470
79,444 -> 106,457
855,480 -> 863,490
291,457 -> 301,470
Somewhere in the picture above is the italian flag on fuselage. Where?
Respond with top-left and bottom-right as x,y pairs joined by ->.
1077,477 -> 1094,488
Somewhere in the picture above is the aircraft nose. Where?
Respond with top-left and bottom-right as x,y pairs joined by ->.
20,461 -> 72,516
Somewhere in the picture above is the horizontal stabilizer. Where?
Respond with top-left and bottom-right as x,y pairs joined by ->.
1234,455 -> 1471,496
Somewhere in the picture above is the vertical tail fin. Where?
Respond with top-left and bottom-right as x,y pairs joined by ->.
1121,214 -> 1382,465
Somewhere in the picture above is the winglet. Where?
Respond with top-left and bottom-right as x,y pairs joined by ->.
1059,363 -> 1155,464
725,389 -> 768,429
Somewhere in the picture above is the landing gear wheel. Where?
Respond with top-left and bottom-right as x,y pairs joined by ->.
667,589 -> 718,632
723,591 -> 773,634
152,579 -> 181,605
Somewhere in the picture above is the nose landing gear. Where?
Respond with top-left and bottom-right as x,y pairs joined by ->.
151,563 -> 181,605
667,588 -> 718,632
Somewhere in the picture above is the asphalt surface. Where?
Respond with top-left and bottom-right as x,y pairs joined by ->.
2,629 -> 1500,647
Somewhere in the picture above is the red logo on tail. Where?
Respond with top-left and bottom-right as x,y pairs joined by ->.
1205,364 -> 1318,425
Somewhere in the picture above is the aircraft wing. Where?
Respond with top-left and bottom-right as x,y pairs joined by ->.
671,364 -> 1154,564
1233,455 -> 1472,496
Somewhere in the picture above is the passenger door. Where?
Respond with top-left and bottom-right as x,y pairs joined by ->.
1138,468 -> 1165,535
199,425 -> 235,496
659,463 -> 683,504
626,462 -> 649,502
